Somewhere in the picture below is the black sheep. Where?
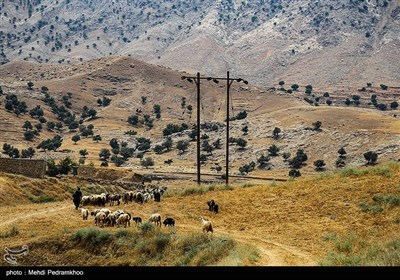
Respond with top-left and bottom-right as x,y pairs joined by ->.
163,217 -> 175,227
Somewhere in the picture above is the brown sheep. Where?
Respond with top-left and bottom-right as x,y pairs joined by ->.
200,216 -> 213,233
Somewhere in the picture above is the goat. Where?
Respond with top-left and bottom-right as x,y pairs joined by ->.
212,204 -> 219,214
200,216 -> 213,233
153,190 -> 161,202
207,199 -> 215,211
148,213 -> 161,227
81,208 -> 89,220
163,217 -> 175,227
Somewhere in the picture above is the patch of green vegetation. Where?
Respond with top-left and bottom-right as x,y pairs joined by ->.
240,183 -> 256,188
0,226 -> 19,238
339,167 -> 366,177
29,195 -> 56,203
320,233 -> 400,266
339,165 -> 393,178
70,226 -> 237,266
359,193 -> 400,214
322,232 -> 337,241
72,227 -> 111,245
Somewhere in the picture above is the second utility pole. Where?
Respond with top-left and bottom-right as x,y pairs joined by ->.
196,72 -> 201,185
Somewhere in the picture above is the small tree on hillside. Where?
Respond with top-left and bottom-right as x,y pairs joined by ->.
289,169 -> 301,178
24,130 -> 35,141
312,121 -> 322,131
141,157 -> 154,167
291,84 -> 299,91
79,149 -> 88,158
314,159 -> 326,171
273,127 -> 281,139
72,134 -> 81,144
282,152 -> 291,162
177,140 -> 189,154
257,154 -> 270,168
93,135 -> 102,142
338,147 -> 347,159
162,137 -> 173,151
99,148 -> 111,161
242,125 -> 248,135
154,145 -> 164,154
236,138 -> 247,149
23,121 -> 33,131
363,151 -> 378,165
268,144 -> 280,156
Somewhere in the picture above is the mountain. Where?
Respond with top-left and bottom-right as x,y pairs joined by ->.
1,0 -> 399,87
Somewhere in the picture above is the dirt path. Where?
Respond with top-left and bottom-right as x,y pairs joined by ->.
227,232 -> 316,266
181,223 -> 316,266
0,204 -> 70,227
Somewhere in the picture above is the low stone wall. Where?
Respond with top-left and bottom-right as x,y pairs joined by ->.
0,158 -> 46,178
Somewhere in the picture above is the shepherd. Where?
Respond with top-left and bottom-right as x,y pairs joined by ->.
72,187 -> 82,210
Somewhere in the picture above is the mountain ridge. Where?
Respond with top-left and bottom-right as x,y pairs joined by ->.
1,0 -> 399,87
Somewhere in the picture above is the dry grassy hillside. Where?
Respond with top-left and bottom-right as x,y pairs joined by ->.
0,162 -> 399,266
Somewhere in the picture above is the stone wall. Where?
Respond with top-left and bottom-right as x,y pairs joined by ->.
0,158 -> 46,178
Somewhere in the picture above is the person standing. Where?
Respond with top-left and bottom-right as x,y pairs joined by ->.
72,187 -> 82,210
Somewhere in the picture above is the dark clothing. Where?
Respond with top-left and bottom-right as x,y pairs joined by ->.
72,189 -> 82,209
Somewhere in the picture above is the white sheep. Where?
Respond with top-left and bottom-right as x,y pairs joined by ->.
81,208 -> 89,220
148,213 -> 161,227
200,216 -> 213,233
94,211 -> 107,227
116,213 -> 131,228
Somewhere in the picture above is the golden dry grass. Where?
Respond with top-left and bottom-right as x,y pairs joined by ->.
0,162 -> 399,266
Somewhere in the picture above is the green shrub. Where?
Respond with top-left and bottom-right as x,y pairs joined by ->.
72,227 -> 111,245
29,195 -> 56,203
0,226 -> 19,238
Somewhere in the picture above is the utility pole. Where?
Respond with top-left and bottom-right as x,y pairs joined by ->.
210,71 -> 248,185
181,72 -> 248,186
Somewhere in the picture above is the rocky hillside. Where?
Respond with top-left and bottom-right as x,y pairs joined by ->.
0,56 -> 399,180
0,0 -> 399,87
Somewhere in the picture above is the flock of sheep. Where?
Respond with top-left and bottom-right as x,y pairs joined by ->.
75,184 -> 216,233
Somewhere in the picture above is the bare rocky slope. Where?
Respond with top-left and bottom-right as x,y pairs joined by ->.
0,0 -> 399,87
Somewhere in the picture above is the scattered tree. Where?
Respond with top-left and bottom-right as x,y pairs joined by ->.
79,149 -> 88,158
312,121 -> 322,131
314,159 -> 326,171
363,151 -> 378,165
141,157 -> 154,167
289,169 -> 301,178
72,134 -> 81,144
99,148 -> 111,161
177,140 -> 189,153
273,127 -> 281,139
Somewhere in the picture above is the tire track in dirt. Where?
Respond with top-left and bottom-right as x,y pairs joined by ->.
0,204 -> 70,227
227,232 -> 316,266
